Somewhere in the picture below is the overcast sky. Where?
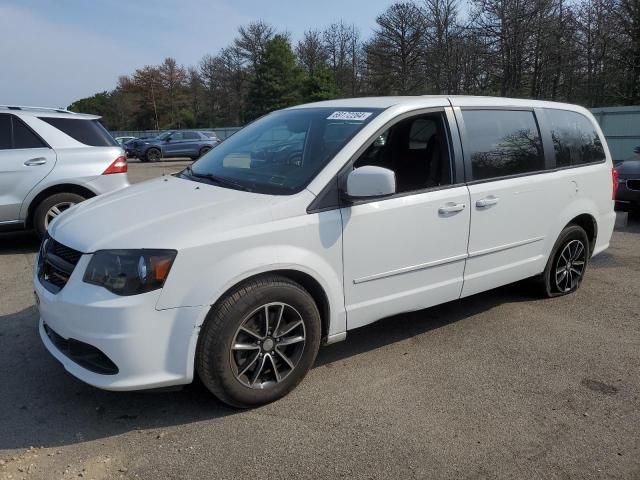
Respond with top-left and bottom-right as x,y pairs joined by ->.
0,0 -> 402,108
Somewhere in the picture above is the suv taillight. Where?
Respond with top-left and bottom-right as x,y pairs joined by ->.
103,156 -> 127,175
612,167 -> 619,200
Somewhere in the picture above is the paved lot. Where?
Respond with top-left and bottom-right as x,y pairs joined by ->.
1,162 -> 639,479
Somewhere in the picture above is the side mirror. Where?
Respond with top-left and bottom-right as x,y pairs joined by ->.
165,137 -> 171,143
345,166 -> 396,199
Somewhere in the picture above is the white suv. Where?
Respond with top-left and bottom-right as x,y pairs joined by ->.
0,106 -> 129,237
34,96 -> 616,407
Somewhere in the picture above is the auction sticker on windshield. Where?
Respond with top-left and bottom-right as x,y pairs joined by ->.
327,111 -> 373,121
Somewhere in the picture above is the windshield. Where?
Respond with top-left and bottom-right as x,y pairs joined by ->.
185,107 -> 381,194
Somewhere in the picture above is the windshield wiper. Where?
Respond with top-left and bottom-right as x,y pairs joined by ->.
183,165 -> 253,192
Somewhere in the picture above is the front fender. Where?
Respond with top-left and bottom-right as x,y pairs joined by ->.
156,211 -> 346,337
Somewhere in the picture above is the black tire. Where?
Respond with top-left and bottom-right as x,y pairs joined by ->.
538,225 -> 590,297
33,192 -> 86,238
196,275 -> 321,408
198,146 -> 212,158
145,148 -> 161,162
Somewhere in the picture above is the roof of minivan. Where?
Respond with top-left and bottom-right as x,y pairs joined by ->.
0,106 -> 99,120
290,95 -> 588,113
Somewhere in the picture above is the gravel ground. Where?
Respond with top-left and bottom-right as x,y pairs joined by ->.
0,163 -> 638,480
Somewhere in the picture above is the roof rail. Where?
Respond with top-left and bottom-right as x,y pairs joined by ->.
0,105 -> 75,114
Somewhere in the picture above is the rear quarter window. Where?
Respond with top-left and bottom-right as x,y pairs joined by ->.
39,117 -> 118,147
545,109 -> 606,167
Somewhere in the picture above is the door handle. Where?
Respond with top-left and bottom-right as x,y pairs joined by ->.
24,157 -> 47,166
438,202 -> 466,215
476,196 -> 499,208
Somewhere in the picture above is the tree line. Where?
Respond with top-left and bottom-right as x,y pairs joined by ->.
68,0 -> 640,130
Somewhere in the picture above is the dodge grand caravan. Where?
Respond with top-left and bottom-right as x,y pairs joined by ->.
34,96 -> 616,407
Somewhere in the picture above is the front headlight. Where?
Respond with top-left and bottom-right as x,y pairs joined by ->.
83,249 -> 177,296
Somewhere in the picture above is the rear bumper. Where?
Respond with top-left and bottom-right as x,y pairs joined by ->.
84,172 -> 129,196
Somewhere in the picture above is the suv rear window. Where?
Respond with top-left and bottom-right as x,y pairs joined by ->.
39,117 -> 118,147
545,109 -> 606,167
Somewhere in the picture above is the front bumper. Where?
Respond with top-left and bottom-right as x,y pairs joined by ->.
615,180 -> 640,211
34,253 -> 205,391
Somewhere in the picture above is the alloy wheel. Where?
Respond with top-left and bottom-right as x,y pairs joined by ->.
44,201 -> 75,229
148,149 -> 161,161
555,239 -> 586,292
229,302 -> 306,389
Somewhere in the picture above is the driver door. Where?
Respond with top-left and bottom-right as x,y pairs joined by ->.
341,109 -> 471,330
164,132 -> 184,156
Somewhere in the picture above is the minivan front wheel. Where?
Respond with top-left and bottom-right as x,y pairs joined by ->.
540,225 -> 590,297
196,275 -> 321,408
33,192 -> 85,238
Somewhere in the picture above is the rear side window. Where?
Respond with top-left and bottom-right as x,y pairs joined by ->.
183,132 -> 200,140
39,117 -> 118,147
463,110 -> 544,180
0,114 -> 47,149
13,117 -> 47,148
546,109 -> 606,167
0,114 -> 10,149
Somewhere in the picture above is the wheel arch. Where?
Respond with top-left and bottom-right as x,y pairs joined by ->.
26,183 -> 96,228
565,213 -> 597,256
207,269 -> 331,342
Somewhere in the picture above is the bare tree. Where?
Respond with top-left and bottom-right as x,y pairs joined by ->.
296,29 -> 328,75
617,0 -> 640,103
159,57 -> 187,127
575,0 -> 618,106
365,2 -> 427,94
423,0 -> 462,93
234,20 -> 276,71
323,21 -> 361,96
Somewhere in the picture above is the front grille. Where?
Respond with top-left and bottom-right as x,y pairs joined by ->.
38,235 -> 82,294
43,323 -> 119,375
627,179 -> 640,191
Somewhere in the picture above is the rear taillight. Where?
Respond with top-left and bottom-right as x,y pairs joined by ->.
612,167 -> 619,200
103,155 -> 127,175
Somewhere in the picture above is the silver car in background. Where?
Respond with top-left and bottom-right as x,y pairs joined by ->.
0,106 -> 129,237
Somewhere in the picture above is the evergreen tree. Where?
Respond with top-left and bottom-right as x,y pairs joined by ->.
301,66 -> 337,102
246,35 -> 302,120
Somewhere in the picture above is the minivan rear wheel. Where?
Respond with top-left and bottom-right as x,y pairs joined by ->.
196,275 -> 321,408
539,225 -> 590,297
33,192 -> 86,238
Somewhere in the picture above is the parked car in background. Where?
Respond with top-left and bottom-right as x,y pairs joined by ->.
34,96 -> 615,408
130,131 -> 220,162
0,106 -> 128,238
114,136 -> 136,145
614,147 -> 640,214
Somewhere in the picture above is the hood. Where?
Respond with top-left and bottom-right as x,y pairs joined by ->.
49,176 -> 291,252
616,159 -> 640,178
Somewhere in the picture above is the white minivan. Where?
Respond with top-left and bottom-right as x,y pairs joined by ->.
34,96 -> 616,407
